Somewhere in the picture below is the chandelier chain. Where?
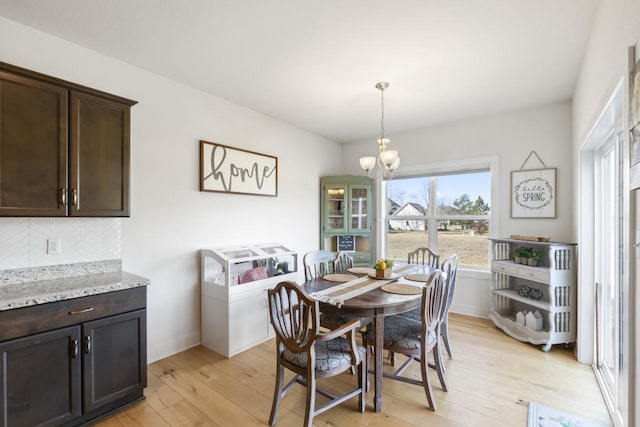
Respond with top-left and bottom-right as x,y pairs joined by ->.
380,86 -> 385,141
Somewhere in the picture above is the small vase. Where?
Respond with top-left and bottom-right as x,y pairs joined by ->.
528,259 -> 538,267
514,256 -> 521,264
375,269 -> 391,279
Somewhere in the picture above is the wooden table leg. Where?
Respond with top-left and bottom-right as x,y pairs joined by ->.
373,314 -> 384,412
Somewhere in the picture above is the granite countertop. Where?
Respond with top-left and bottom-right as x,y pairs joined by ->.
0,260 -> 150,311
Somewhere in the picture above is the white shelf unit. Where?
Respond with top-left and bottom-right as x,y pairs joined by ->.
488,238 -> 577,352
200,243 -> 298,357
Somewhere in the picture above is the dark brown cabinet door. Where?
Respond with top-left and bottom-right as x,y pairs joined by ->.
0,326 -> 81,427
82,309 -> 146,413
70,92 -> 130,217
0,72 -> 68,216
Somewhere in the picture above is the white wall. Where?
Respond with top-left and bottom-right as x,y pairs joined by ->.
342,101 -> 574,241
572,0 -> 640,424
0,17 -> 342,362
573,0 -> 640,148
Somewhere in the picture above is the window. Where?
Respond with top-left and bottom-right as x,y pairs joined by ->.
384,168 -> 491,268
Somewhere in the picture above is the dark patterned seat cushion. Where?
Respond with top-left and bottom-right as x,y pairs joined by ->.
282,337 -> 366,372
320,314 -> 372,330
363,315 -> 436,350
399,306 -> 421,322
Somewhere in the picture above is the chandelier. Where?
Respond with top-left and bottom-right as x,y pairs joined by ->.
359,82 -> 400,179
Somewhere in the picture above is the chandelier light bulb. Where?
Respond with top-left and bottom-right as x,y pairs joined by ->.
359,156 -> 376,172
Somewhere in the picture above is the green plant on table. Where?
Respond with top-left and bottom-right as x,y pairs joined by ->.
374,259 -> 394,270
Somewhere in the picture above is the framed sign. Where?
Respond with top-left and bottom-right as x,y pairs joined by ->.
511,168 -> 556,218
337,235 -> 355,252
200,140 -> 278,197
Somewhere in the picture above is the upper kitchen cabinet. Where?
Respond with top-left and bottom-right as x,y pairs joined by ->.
0,61 -> 137,217
70,92 -> 130,216
0,71 -> 68,216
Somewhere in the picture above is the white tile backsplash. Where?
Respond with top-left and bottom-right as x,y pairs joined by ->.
101,218 -> 121,259
28,218 -> 55,267
56,218 -> 79,264
0,218 -> 29,269
0,218 -> 121,269
79,219 -> 102,262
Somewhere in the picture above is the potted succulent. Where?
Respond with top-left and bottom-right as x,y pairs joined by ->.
374,258 -> 394,278
528,250 -> 541,267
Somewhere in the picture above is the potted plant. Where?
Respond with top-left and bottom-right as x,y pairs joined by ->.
374,258 -> 394,278
514,247 -> 530,264
528,250 -> 541,267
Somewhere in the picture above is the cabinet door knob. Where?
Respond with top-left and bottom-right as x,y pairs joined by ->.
71,339 -> 79,358
59,188 -> 67,206
84,336 -> 92,354
71,189 -> 78,206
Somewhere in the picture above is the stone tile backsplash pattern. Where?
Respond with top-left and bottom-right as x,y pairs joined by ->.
0,218 -> 121,270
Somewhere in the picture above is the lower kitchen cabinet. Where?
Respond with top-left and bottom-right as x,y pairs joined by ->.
0,287 -> 147,427
0,327 -> 81,427
82,310 -> 147,414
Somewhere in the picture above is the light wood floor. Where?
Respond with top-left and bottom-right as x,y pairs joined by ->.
94,314 -> 611,426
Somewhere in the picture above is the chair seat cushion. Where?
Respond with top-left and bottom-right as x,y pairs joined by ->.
282,337 -> 366,372
320,313 -> 372,330
398,306 -> 421,322
363,315 -> 436,350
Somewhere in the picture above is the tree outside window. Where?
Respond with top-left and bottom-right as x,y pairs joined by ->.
385,170 -> 491,267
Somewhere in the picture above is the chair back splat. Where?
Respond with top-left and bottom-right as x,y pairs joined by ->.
269,283 -> 317,354
303,250 -> 335,280
439,253 -> 459,357
333,251 -> 354,272
408,247 -> 440,268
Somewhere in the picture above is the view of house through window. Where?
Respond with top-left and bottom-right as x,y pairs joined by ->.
385,170 -> 491,267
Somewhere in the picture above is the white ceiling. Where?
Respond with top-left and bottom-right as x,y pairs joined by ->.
0,1 -> 599,143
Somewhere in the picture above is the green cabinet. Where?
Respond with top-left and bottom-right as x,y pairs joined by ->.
320,176 -> 374,266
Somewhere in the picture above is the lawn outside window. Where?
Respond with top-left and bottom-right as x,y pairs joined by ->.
382,160 -> 494,268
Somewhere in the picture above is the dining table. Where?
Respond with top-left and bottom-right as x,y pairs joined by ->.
301,264 -> 437,413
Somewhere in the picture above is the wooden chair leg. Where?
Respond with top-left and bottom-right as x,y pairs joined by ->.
441,317 -> 452,357
433,344 -> 448,392
420,349 -> 436,411
304,367 -> 316,427
437,338 -> 446,374
269,363 -> 285,425
358,352 -> 367,412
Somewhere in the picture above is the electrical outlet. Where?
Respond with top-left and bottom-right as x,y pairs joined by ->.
47,238 -> 62,254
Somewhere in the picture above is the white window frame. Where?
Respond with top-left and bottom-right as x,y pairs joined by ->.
375,155 -> 499,271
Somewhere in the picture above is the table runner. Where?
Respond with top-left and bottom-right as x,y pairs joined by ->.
310,264 -> 418,307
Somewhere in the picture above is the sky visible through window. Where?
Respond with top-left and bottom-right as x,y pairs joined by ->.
388,172 -> 490,207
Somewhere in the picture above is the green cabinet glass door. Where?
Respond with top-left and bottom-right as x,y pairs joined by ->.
350,185 -> 369,232
324,185 -> 347,233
